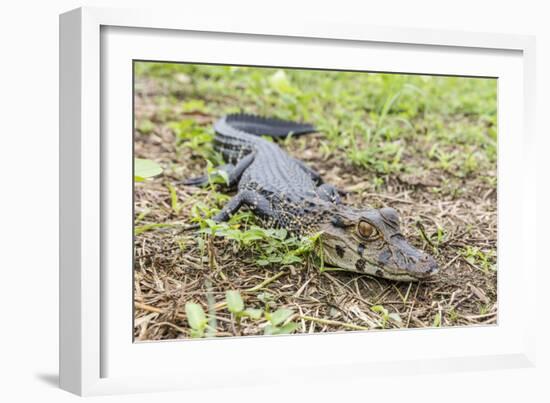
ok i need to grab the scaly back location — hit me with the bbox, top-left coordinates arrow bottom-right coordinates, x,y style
213,114 -> 316,164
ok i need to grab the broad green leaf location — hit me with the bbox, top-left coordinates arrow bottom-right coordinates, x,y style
134,158 -> 162,180
204,219 -> 218,228
269,308 -> 293,326
264,322 -> 299,335
241,232 -> 265,244
185,303 -> 207,330
267,256 -> 283,263
273,322 -> 299,335
257,292 -> 274,303
243,308 -> 263,320
263,325 -> 276,335
246,227 -> 268,238
282,254 -> 302,265
226,290 -> 244,314
215,169 -> 230,186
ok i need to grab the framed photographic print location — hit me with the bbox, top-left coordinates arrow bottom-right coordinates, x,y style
59,6 -> 537,396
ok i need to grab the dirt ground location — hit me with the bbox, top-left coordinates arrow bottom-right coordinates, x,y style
133,73 -> 497,341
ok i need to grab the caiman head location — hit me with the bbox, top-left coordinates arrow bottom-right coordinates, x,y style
319,206 -> 438,281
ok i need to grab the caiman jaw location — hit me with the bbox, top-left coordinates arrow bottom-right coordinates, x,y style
319,206 -> 439,281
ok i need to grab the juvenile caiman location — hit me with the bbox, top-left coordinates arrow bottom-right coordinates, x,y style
184,114 -> 438,281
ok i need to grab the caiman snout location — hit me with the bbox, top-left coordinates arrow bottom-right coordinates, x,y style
377,236 -> 438,280
411,252 -> 439,277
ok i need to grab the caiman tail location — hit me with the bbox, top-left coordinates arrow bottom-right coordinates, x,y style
212,114 -> 316,164
219,114 -> 316,137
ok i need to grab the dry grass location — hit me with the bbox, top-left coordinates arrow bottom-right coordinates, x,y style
133,70 -> 497,341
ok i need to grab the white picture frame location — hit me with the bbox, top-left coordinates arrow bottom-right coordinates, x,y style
59,6 -> 537,396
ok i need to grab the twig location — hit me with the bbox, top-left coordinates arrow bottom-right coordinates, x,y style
300,315 -> 370,331
136,299 -> 225,317
245,270 -> 289,292
406,284 -> 421,328
441,254 -> 460,270
323,272 -> 373,306
293,276 -> 314,298
461,256 -> 487,273
361,193 -> 414,204
373,284 -> 393,304
149,321 -> 188,334
135,301 -> 166,315
416,221 -> 435,248
459,311 -> 497,320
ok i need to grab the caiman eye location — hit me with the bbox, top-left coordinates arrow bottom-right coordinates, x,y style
357,221 -> 378,240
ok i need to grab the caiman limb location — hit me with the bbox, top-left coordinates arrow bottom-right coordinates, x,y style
179,153 -> 256,187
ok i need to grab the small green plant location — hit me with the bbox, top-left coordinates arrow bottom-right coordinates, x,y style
478,304 -> 490,315
226,290 -> 263,321
462,246 -> 496,273
462,152 -> 479,175
375,91 -> 401,132
205,160 -> 230,187
448,308 -> 459,323
482,175 -> 497,187
416,221 -> 445,253
428,143 -> 439,159
264,308 -> 298,335
195,216 -> 322,270
165,182 -> 182,214
371,305 -> 402,329
432,312 -> 442,327
435,225 -> 445,246
137,119 -> 155,135
135,208 -> 150,223
371,177 -> 385,190
168,119 -> 222,163
434,149 -> 454,172
185,302 -> 209,338
268,69 -> 299,95
188,193 -> 230,225
346,132 -> 404,174
224,290 -> 298,336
